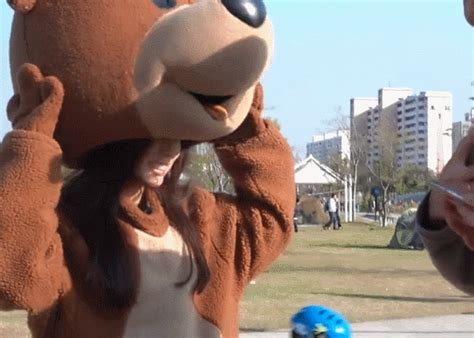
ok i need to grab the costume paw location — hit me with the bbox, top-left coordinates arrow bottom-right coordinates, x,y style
7,63 -> 64,137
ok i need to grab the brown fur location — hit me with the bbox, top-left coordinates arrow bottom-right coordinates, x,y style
0,75 -> 295,337
2,1 -> 294,336
9,0 -> 273,167
299,196 -> 329,225
465,0 -> 474,25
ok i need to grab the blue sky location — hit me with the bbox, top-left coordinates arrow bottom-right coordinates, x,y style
1,0 -> 472,155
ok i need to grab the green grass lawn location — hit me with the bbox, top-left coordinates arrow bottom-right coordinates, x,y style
1,222 -> 472,336
239,223 -> 474,331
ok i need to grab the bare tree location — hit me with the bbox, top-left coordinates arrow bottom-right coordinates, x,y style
365,107 -> 399,227
186,144 -> 234,193
186,116 -> 281,194
329,106 -> 369,221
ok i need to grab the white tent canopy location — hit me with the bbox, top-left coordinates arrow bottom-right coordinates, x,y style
294,155 -> 354,222
294,155 -> 342,184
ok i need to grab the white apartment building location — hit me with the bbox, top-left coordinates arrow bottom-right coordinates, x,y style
452,108 -> 473,152
351,88 -> 453,174
306,130 -> 350,166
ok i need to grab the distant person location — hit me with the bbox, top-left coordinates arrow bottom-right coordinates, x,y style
322,197 -> 331,230
370,198 -> 375,214
375,199 -> 382,221
294,193 -> 300,233
328,194 -> 339,230
335,194 -> 342,229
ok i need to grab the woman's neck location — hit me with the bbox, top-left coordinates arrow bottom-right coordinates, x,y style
122,178 -> 146,206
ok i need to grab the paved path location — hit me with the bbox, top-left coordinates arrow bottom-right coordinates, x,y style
240,314 -> 474,338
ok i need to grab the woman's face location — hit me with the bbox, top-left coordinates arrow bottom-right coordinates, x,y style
134,139 -> 181,188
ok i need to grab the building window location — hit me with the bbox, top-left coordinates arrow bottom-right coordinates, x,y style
431,105 -> 435,110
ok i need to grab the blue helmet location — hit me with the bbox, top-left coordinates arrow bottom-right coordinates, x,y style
290,305 -> 351,338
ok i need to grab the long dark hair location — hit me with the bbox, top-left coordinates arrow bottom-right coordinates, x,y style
58,139 -> 210,310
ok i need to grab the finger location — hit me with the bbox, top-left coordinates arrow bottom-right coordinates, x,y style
440,164 -> 474,182
445,200 -> 474,237
40,76 -> 63,102
17,63 -> 43,98
6,94 -> 20,123
463,191 -> 474,206
448,201 -> 474,227
251,83 -> 264,111
20,76 -> 64,134
35,76 -> 64,120
453,127 -> 474,164
16,64 -> 43,115
444,206 -> 474,249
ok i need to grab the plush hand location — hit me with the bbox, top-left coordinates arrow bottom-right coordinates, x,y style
429,128 -> 474,249
7,63 -> 64,137
213,83 -> 266,146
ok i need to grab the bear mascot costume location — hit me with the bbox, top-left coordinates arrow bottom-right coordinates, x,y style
0,0 -> 295,337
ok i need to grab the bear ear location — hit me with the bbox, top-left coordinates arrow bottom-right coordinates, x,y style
465,0 -> 474,26
7,0 -> 36,13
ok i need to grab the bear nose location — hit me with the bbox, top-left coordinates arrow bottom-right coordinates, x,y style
221,0 -> 267,28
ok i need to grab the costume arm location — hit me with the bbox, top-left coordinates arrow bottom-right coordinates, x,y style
0,64 -> 70,312
188,86 -> 295,286
416,193 -> 474,295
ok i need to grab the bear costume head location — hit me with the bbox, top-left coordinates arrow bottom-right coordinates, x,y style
7,0 -> 273,166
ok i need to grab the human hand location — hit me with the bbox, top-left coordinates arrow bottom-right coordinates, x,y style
7,63 -> 64,137
429,128 -> 474,249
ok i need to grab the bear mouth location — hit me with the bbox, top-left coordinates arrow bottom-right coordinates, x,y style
189,92 -> 233,121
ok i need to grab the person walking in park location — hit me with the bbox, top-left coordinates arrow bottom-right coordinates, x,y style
335,193 -> 342,229
328,194 -> 339,230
